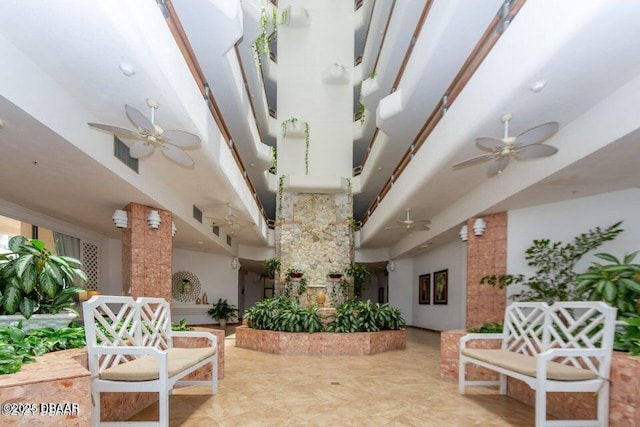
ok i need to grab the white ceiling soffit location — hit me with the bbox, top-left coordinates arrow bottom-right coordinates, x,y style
353,0 -> 503,218
0,0 -> 268,251
362,0 -> 640,252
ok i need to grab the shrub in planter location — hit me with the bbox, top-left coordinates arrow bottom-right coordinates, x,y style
0,236 -> 87,319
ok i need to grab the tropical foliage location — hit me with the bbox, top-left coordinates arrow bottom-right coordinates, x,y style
0,236 -> 87,319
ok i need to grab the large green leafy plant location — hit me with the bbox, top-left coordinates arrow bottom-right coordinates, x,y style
0,236 -> 87,319
207,298 -> 238,322
480,222 -> 623,303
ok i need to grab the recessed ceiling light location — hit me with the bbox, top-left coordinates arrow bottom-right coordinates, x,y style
119,62 -> 135,77
197,241 -> 204,245
529,80 -> 547,93
0,119 -> 4,129
377,167 -> 383,171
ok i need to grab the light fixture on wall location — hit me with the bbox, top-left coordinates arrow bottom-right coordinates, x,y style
459,225 -> 468,242
473,218 -> 487,236
386,261 -> 396,273
231,257 -> 241,270
147,210 -> 161,229
171,221 -> 177,237
112,209 -> 128,228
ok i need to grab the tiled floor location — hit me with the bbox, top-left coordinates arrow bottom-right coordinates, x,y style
130,327 -> 536,426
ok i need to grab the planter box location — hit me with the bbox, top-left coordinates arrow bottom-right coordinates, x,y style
0,312 -> 78,331
236,326 -> 406,355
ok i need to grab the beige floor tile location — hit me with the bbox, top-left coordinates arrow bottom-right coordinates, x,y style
131,327 -> 536,426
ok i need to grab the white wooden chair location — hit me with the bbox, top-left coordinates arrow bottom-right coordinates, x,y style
83,295 -> 218,426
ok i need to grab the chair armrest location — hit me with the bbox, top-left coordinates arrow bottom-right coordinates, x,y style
170,331 -> 218,347
460,333 -> 506,349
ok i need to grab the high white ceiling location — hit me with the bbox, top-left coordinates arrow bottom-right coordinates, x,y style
0,0 -> 639,261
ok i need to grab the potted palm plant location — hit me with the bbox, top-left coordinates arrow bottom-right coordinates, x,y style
207,298 -> 238,329
0,236 -> 87,329
263,257 -> 281,279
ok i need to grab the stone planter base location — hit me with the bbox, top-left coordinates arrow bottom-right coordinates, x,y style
235,326 -> 406,355
0,312 -> 78,331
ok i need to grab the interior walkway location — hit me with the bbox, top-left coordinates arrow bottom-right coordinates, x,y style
130,327 -> 535,426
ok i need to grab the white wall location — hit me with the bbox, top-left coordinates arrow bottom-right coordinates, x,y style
412,240 -> 467,331
507,188 -> 640,298
388,257 -> 414,323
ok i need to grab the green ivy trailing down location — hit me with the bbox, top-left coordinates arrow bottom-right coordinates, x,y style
480,221 -> 624,304
281,118 -> 310,175
269,146 -> 277,174
252,4 -> 278,68
277,175 -> 285,220
0,323 -> 86,375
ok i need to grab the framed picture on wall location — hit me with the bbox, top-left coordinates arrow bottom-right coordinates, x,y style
418,273 -> 430,304
433,269 -> 448,305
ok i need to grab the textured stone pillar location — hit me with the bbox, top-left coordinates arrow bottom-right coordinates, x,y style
465,212 -> 507,328
121,203 -> 173,301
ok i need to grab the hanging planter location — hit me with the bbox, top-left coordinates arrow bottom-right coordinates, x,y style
322,64 -> 349,85
281,118 -> 311,175
281,5 -> 311,28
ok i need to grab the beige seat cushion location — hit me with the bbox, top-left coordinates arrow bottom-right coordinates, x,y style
100,347 -> 216,381
462,349 -> 597,381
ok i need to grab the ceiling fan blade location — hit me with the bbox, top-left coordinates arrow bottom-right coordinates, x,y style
87,123 -> 143,140
514,122 -> 559,145
475,137 -> 505,152
514,143 -> 558,159
488,156 -> 510,176
410,219 -> 431,224
125,105 -> 155,134
129,141 -> 155,159
161,144 -> 194,167
452,153 -> 495,169
162,130 -> 201,148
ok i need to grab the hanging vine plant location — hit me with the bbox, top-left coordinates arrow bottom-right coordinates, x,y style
281,118 -> 311,175
252,4 -> 278,68
269,146 -> 276,174
357,71 -> 377,125
277,174 -> 285,220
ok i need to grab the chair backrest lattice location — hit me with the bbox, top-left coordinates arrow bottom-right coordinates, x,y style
503,303 -> 547,356
83,296 -> 174,373
502,301 -> 617,377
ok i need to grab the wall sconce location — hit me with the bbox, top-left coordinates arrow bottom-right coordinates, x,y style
459,225 -> 468,241
171,221 -> 177,237
386,261 -> 396,273
147,210 -> 161,229
473,218 -> 487,236
112,209 -> 128,228
231,257 -> 241,270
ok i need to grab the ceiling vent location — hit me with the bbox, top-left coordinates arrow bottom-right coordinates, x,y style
212,225 -> 220,236
113,137 -> 139,173
193,205 -> 203,223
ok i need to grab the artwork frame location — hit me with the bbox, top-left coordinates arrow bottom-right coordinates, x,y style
418,273 -> 431,305
433,269 -> 448,305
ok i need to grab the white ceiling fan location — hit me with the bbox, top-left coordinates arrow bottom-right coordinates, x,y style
88,98 -> 200,167
452,113 -> 559,176
385,208 -> 430,231
206,203 -> 254,232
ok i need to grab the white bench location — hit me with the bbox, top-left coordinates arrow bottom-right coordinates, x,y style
83,295 -> 218,426
459,301 -> 616,427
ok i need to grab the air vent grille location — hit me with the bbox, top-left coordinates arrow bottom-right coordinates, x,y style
226,235 -> 232,246
212,226 -> 220,236
193,205 -> 203,223
113,137 -> 139,173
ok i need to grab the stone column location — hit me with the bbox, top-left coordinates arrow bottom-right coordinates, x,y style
121,203 -> 173,302
465,211 -> 507,328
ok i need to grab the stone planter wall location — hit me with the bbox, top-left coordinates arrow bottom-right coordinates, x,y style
236,326 -> 406,355
440,329 -> 640,426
